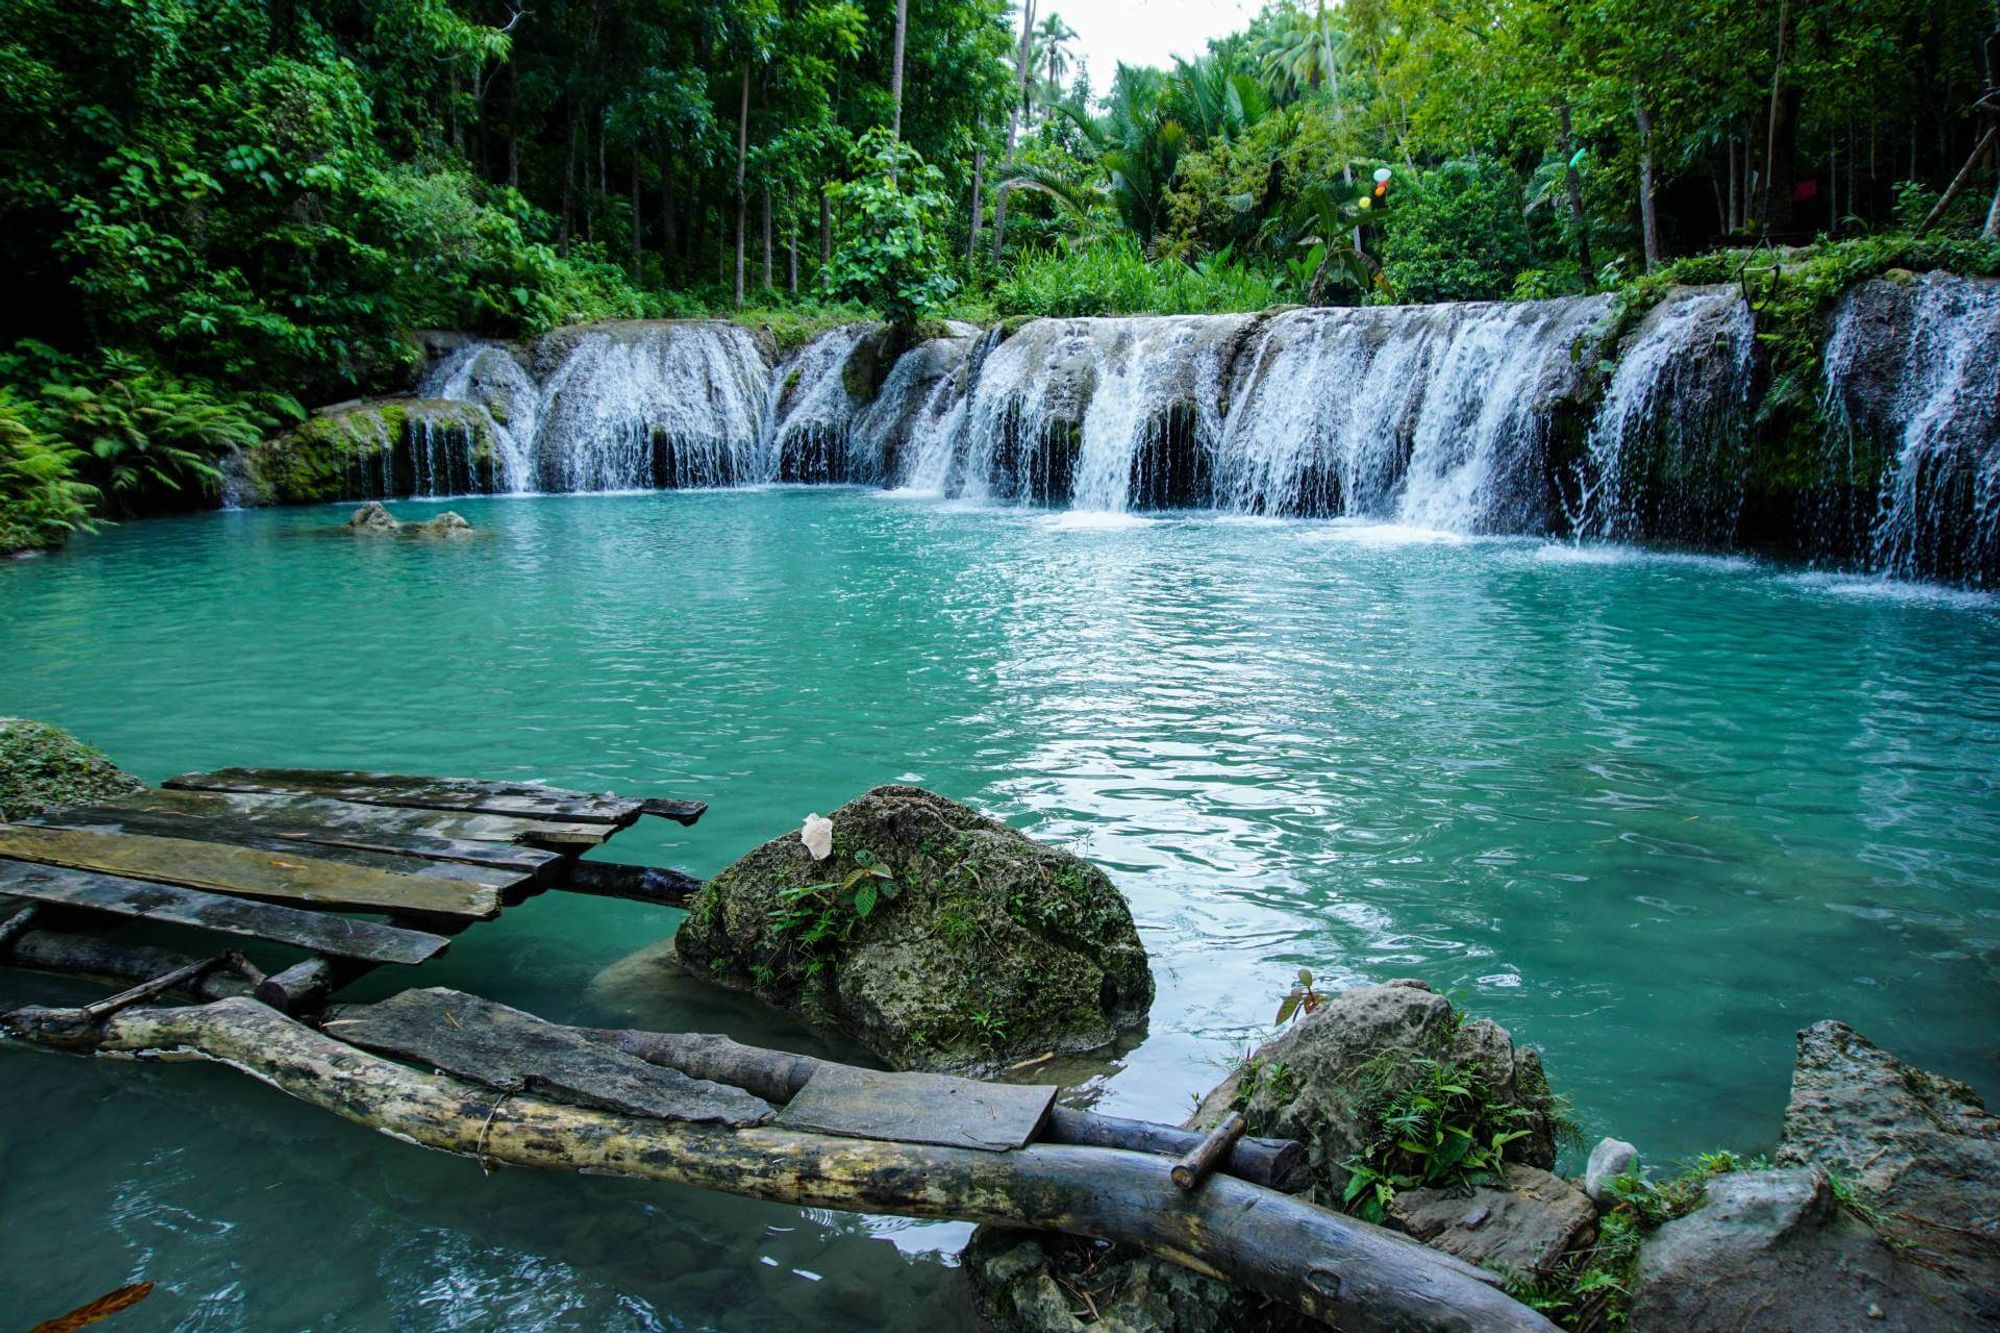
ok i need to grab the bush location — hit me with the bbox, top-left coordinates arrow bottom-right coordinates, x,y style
821,129 -> 958,328
1377,159 -> 1533,303
0,393 -> 95,555
992,236 -> 1284,316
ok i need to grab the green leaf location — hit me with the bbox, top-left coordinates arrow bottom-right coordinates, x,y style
853,881 -> 879,918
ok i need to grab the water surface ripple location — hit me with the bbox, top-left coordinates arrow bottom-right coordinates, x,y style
2,490 -> 1996,1329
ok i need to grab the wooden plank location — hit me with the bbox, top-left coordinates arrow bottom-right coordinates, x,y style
638,798 -> 707,826
31,807 -> 535,893
166,768 -> 647,825
0,863 -> 450,965
0,825 -> 501,921
553,860 -> 702,908
325,987 -> 772,1126
44,788 -> 578,867
774,1063 -> 1057,1152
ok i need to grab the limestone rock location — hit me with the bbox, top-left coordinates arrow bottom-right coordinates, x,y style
0,718 -> 143,822
967,982 -> 1563,1330
1386,1165 -> 1597,1276
673,785 -> 1152,1073
1189,979 -> 1561,1206
347,501 -> 400,531
246,398 -> 498,505
1584,1137 -> 1639,1202
408,511 -> 472,536
1777,1019 -> 2000,1290
1630,1168 -> 1989,1330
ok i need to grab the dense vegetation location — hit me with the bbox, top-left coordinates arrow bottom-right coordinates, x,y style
3,0 -> 1997,550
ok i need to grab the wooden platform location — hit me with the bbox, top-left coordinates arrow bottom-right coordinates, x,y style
0,767 -> 706,1000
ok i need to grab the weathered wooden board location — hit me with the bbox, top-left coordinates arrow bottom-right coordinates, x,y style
0,862 -> 450,965
31,808 -> 535,893
325,987 -> 772,1125
166,768 -> 650,824
638,798 -> 708,826
775,1063 -> 1057,1152
41,788 -> 575,869
555,860 -> 703,908
0,824 -> 501,921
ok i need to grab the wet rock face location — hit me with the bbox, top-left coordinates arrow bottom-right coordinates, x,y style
1777,1019 -> 2000,1291
0,718 -> 142,821
673,785 -> 1153,1074
347,501 -> 399,531
1630,1168 -> 1989,1331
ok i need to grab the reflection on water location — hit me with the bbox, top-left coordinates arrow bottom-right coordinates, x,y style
2,490 -> 1996,1329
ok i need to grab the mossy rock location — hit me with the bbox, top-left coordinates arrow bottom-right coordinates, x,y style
0,718 -> 142,822
244,399 -> 494,505
673,785 -> 1154,1074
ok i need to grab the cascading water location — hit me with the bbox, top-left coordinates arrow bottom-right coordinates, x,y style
1823,274 -> 2000,585
764,324 -> 873,483
1214,297 -> 1611,529
1572,287 -> 1757,546
864,328 -> 986,493
532,323 -> 770,491
417,344 -> 539,493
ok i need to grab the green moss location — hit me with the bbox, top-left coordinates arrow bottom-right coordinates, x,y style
0,718 -> 142,821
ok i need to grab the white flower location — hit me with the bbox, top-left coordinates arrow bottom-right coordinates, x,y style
801,813 -> 834,861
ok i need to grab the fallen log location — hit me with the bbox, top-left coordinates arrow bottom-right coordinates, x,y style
1,997 -> 1555,1333
1172,1110 -> 1247,1190
586,1026 -> 1308,1191
554,860 -> 702,908
0,929 -> 253,1000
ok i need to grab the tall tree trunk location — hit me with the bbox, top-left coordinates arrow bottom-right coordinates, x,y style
890,0 -> 909,138
560,112 -> 579,256
660,157 -> 677,267
967,137 -> 987,263
507,65 -> 521,190
820,186 -> 833,267
631,156 -> 642,275
788,209 -> 799,294
1635,103 -> 1660,271
762,187 -> 773,291
1556,101 -> 1594,289
1760,0 -> 1792,236
735,64 -> 750,307
1727,136 -> 1739,233
991,0 -> 1038,262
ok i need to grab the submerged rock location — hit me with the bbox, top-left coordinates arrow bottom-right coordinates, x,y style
967,980 -> 1570,1331
0,718 -> 142,821
673,785 -> 1153,1073
1776,1020 -> 2000,1291
342,504 -> 473,537
1629,1168 -> 1986,1330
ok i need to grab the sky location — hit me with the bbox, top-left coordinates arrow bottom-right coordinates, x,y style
1031,0 -> 1264,88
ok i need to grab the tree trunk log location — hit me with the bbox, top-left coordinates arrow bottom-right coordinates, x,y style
3,998 -> 1553,1333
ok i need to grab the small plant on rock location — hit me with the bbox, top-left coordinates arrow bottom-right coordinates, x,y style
1274,967 -> 1324,1026
768,848 -> 899,980
1340,1056 -> 1536,1223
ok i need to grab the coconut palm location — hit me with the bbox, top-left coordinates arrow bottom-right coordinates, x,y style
1257,0 -> 1347,102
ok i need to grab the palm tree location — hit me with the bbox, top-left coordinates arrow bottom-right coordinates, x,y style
1032,14 -> 1077,115
1256,0 -> 1346,102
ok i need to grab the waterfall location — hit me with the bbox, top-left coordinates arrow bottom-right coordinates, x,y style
531,323 -> 770,491
417,344 -> 538,492
1215,298 -> 1611,529
765,324 -> 874,483
1824,275 -> 2000,585
881,328 -> 992,494
1572,288 -> 1757,546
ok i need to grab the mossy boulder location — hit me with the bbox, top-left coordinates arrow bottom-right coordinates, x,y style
0,718 -> 142,821
967,981 -> 1569,1333
342,503 -> 474,536
673,785 -> 1153,1074
243,398 -> 495,505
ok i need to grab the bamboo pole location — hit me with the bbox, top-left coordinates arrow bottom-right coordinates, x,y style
2,998 -> 1553,1333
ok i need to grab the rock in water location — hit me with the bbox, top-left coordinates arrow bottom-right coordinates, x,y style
0,718 -> 143,822
1584,1136 -> 1640,1202
408,511 -> 472,536
673,785 -> 1152,1073
1630,1168 -> 1986,1330
1777,1020 -> 2000,1291
346,502 -> 400,532
967,980 -> 1569,1332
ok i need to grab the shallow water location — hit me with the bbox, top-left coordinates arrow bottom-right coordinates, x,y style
3,488 -> 1997,1329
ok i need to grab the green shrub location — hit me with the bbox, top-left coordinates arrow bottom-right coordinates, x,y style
992,236 -> 1284,317
0,393 -> 96,555
821,129 -> 959,328
1377,159 -> 1534,304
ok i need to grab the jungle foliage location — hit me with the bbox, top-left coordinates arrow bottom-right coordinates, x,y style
3,0 -> 1997,549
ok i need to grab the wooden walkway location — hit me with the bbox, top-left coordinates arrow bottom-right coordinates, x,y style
0,767 -> 705,1010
